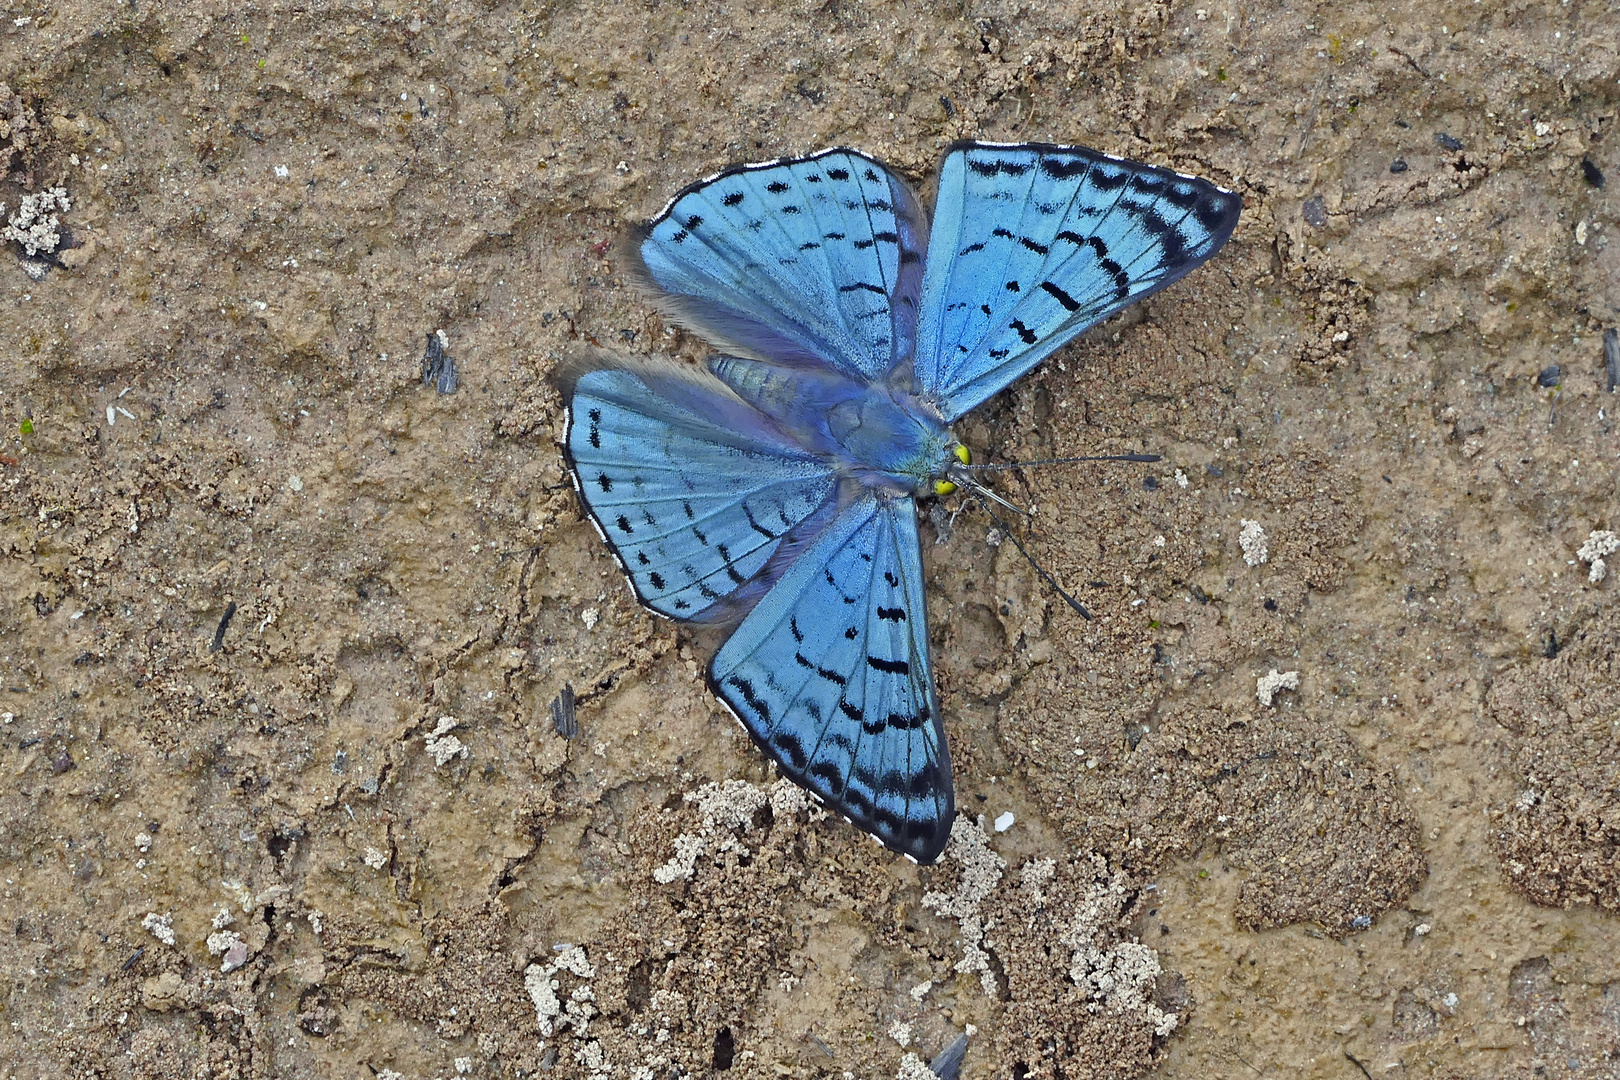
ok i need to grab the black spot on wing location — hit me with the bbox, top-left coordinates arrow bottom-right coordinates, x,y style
886,709 -> 928,731
722,191 -> 745,207
877,606 -> 906,622
1009,319 -> 1038,345
839,282 -> 887,296
693,574 -> 721,602
1100,257 -> 1129,296
1039,155 -> 1091,179
1123,201 -> 1186,265
596,472 -> 613,492
1090,167 -> 1130,190
716,544 -> 746,585
648,571 -> 666,590
616,515 -> 634,535
1195,190 -> 1240,232
868,656 -> 909,675
809,759 -> 844,788
1041,281 -> 1081,311
772,730 -> 808,769
967,156 -> 1031,177
766,181 -> 790,194
826,167 -> 850,181
727,674 -> 770,722
742,504 -> 775,539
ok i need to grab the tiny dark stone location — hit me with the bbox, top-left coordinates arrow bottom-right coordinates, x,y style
1205,463 -> 1224,477
550,682 -> 578,740
210,600 -> 237,652
51,750 -> 74,774
939,94 -> 955,118
1142,475 -> 1159,490
712,1027 -> 735,1070
929,1033 -> 970,1080
1302,196 -> 1328,227
1389,158 -> 1409,174
1582,158 -> 1606,188
1536,364 -> 1562,389
1435,132 -> 1463,151
1604,328 -> 1618,393
422,330 -> 457,394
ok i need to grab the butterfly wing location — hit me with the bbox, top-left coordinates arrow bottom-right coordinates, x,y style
631,148 -> 929,385
561,352 -> 838,621
708,490 -> 953,863
914,141 -> 1241,420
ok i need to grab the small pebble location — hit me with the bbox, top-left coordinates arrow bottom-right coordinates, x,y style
1536,364 -> 1561,389
1302,196 -> 1327,227
1389,158 -> 1409,174
1435,132 -> 1463,151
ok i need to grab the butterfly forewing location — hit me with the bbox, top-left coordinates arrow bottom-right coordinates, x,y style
562,355 -> 837,622
915,142 -> 1241,419
634,149 -> 927,385
708,491 -> 953,863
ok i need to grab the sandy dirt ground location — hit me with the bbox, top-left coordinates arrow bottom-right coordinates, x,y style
0,1 -> 1617,1078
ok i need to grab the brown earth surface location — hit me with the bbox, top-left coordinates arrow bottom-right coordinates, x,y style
0,1 -> 1617,1078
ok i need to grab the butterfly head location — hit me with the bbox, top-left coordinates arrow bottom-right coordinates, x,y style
933,444 -> 971,496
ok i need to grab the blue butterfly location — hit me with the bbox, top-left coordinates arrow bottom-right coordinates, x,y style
559,142 -> 1239,863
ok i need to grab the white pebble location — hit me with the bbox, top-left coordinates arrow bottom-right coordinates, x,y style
1255,669 -> 1299,706
1238,518 -> 1269,566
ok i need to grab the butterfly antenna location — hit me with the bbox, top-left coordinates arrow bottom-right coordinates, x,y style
959,479 -> 1093,621
962,452 -> 1162,471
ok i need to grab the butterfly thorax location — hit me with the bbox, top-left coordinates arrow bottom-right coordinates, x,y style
710,355 -> 957,496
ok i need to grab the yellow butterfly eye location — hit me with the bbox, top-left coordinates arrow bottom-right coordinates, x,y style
954,445 -> 971,465
934,480 -> 958,496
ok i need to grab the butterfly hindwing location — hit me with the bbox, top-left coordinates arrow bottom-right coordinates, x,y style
915,141 -> 1241,419
708,490 -> 953,863
633,148 -> 928,385
561,353 -> 837,621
